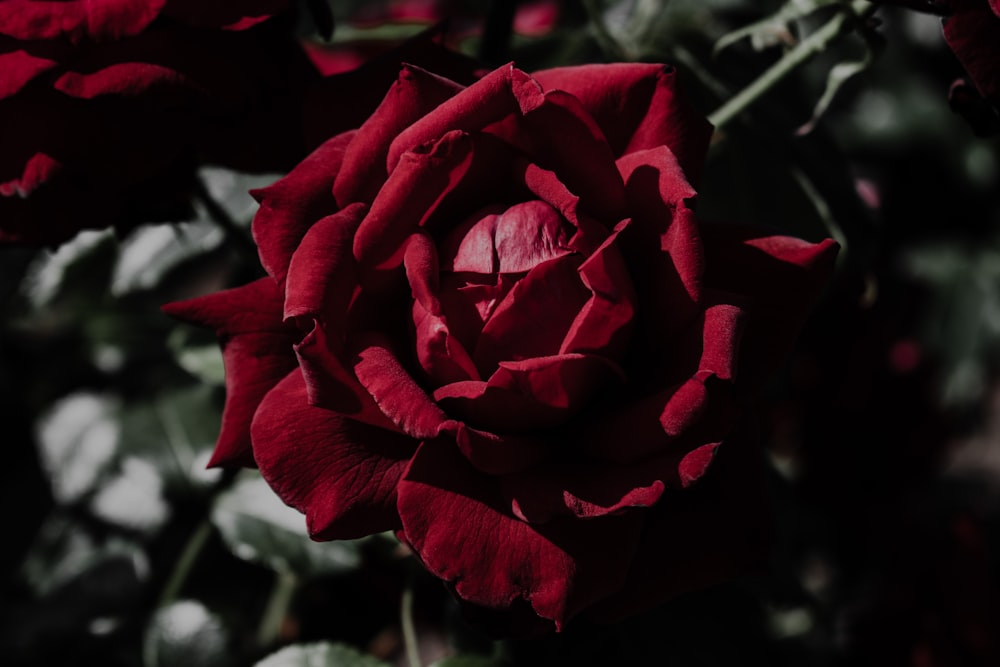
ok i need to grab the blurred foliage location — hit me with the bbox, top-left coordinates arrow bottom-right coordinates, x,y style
4,1 -> 1000,666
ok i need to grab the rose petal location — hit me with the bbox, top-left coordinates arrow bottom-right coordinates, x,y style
474,254 -> 589,374
398,442 -> 643,630
292,321 -> 398,431
945,0 -> 1000,108
251,130 -> 355,283
434,354 -> 624,432
581,371 -> 737,464
586,428 -> 771,622
448,422 -> 548,475
617,147 -> 705,372
162,278 -> 297,467
162,0 -> 290,31
334,64 -> 465,205
489,69 -> 628,221
352,334 -> 456,439
439,200 -> 576,275
502,463 -> 665,523
302,26 -> 482,150
559,219 -> 636,361
0,46 -> 61,98
405,233 -> 481,385
284,203 -> 367,331
0,0 -> 167,43
387,64 -> 519,171
533,63 -> 714,183
252,368 -> 414,540
354,130 -> 512,272
701,224 -> 838,387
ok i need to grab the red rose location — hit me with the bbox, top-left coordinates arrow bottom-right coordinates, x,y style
165,62 -> 837,633
0,0 -> 304,244
943,0 -> 1000,130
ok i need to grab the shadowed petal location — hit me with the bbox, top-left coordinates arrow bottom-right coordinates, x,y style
251,131 -> 355,284
252,369 -> 415,540
398,442 -> 643,630
162,278 -> 296,467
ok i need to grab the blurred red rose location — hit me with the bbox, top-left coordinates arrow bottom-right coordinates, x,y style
943,0 -> 1000,132
166,61 -> 837,633
0,0 -> 308,244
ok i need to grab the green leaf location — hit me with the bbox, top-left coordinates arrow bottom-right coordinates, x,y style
143,601 -> 233,667
21,512 -> 148,597
111,221 -> 224,297
254,642 -> 391,667
211,473 -> 364,577
168,327 -> 226,386
35,392 -> 121,504
118,384 -> 224,496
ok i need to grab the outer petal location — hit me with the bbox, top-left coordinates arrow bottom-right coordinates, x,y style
0,45 -> 62,98
302,27 -> 482,151
162,278 -> 297,467
0,0 -> 167,42
251,131 -> 355,284
351,334 -> 456,440
617,148 -> 703,354
397,442 -> 643,630
586,427 -> 772,622
252,368 -> 415,540
333,64 -> 464,205
532,63 -> 713,183
162,0 -> 290,30
701,224 -> 838,387
433,354 -> 624,432
473,254 -> 589,374
353,130 -> 514,272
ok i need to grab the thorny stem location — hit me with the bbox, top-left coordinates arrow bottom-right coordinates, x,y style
708,0 -> 877,130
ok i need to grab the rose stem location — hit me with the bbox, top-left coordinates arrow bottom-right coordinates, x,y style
256,569 -> 299,649
708,0 -> 877,130
401,577 -> 422,667
157,517 -> 214,607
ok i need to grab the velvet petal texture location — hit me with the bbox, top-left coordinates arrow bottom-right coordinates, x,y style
171,58 -> 838,634
161,278 -> 297,467
252,369 -> 415,539
398,442 -> 643,630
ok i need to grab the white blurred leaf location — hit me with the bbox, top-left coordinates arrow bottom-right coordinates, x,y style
36,393 -> 121,504
212,473 -> 363,577
144,601 -> 232,667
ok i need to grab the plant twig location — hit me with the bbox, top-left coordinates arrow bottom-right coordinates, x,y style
708,0 -> 876,130
401,578 -> 422,667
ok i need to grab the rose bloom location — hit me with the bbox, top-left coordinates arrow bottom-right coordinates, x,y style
943,0 -> 1000,130
0,0 -> 307,244
166,61 -> 837,633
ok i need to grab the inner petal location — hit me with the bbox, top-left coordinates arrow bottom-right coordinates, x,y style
439,199 -> 576,274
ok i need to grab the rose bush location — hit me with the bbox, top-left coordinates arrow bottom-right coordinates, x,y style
165,61 -> 838,633
0,0 -> 309,244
